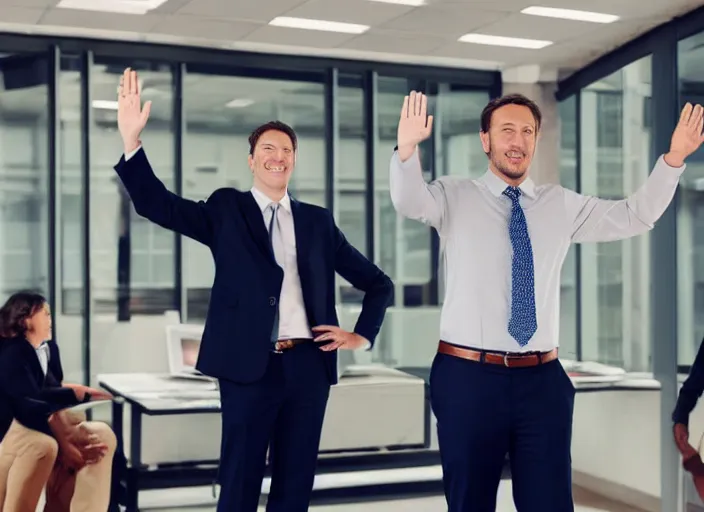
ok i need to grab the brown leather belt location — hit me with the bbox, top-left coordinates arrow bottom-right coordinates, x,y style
273,338 -> 310,353
438,340 -> 558,368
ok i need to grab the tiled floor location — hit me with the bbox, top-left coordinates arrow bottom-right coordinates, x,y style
139,480 -> 647,511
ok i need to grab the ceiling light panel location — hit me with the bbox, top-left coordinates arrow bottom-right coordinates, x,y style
268,16 -> 369,34
521,6 -> 619,23
57,0 -> 168,15
458,34 -> 552,49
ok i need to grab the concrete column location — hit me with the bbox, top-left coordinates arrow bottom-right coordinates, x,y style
502,66 -> 560,186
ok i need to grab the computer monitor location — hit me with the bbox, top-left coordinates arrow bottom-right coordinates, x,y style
165,323 -> 205,376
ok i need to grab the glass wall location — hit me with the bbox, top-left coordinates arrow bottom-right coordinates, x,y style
0,54 -> 50,302
579,56 -> 653,371
57,54 -> 86,383
88,59 -> 177,383
0,34 -> 499,383
678,29 -> 704,365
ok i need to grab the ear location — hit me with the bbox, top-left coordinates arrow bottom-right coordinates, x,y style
479,131 -> 490,154
248,154 -> 254,172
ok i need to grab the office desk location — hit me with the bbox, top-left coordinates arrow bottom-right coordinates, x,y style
98,374 -> 220,511
99,367 -> 426,511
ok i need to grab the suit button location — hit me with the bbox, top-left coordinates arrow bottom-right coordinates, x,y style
269,297 -> 276,306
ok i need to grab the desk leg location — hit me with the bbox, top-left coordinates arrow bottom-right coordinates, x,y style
126,408 -> 143,512
111,400 -> 127,508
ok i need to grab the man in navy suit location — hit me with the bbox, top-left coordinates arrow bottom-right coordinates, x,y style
114,68 -> 393,512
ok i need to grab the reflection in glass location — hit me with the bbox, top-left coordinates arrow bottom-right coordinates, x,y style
88,61 -> 176,386
437,86 -> 490,180
579,56 -> 652,370
375,77 -> 433,308
678,31 -> 704,365
181,71 -> 325,321
335,74 -> 367,304
56,55 -> 86,383
90,61 -> 176,318
0,54 -> 50,302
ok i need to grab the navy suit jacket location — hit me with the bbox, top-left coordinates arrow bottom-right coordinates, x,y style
114,148 -> 393,385
0,337 -> 79,440
673,337 -> 704,426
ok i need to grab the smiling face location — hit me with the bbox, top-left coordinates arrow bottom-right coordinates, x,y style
248,129 -> 296,200
26,302 -> 52,344
480,103 -> 539,185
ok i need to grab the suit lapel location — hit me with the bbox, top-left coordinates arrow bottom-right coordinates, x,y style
239,191 -> 278,266
290,196 -> 311,269
290,196 -> 315,323
19,338 -> 45,386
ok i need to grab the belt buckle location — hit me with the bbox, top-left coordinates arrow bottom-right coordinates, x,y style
274,340 -> 294,353
504,353 -> 510,367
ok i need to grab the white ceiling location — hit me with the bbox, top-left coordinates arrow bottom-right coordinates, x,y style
0,0 -> 700,78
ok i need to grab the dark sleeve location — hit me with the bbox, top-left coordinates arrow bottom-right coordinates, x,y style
332,214 -> 393,347
0,346 -> 76,437
114,147 -> 221,247
48,340 -> 63,382
673,338 -> 704,425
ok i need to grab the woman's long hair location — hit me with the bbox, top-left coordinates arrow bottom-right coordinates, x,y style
0,291 -> 47,339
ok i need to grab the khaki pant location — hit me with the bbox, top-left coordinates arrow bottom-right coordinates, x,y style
0,412 -> 116,512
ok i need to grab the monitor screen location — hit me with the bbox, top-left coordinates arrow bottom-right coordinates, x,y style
181,337 -> 200,368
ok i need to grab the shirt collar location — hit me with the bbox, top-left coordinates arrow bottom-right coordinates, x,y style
250,186 -> 291,213
480,170 -> 535,199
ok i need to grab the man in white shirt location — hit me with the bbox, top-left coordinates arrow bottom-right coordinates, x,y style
389,91 -> 704,511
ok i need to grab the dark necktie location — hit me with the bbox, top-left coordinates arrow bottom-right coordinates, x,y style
267,203 -> 284,343
502,186 -> 537,347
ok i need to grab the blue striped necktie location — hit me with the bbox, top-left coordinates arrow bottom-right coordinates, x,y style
502,186 -> 537,347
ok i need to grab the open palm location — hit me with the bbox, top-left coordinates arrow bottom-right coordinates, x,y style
117,67 -> 151,148
397,91 -> 433,150
670,103 -> 704,160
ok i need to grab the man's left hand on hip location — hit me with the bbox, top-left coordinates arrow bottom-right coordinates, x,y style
312,325 -> 368,351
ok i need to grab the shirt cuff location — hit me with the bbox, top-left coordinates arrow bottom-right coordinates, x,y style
125,145 -> 142,161
392,146 -> 421,171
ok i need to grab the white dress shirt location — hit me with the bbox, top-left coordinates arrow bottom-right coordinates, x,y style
390,148 -> 685,353
36,342 -> 49,376
250,186 -> 314,340
124,146 -> 328,343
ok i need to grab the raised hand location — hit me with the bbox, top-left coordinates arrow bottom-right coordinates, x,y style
397,90 -> 433,161
117,67 -> 151,154
666,103 -> 704,167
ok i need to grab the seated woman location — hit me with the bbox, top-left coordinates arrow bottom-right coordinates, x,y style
0,291 -> 117,511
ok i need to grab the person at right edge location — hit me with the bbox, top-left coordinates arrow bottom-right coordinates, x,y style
673,338 -> 704,498
389,91 -> 704,512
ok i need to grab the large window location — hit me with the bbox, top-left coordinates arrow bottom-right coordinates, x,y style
88,60 -> 176,385
579,56 -> 653,371
181,70 -> 325,321
335,74 -> 367,304
677,30 -> 704,366
57,55 -> 86,383
0,33 -> 501,382
0,55 -> 50,302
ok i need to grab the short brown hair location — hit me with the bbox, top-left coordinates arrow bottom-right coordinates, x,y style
0,291 -> 47,339
248,121 -> 298,155
480,94 -> 542,133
